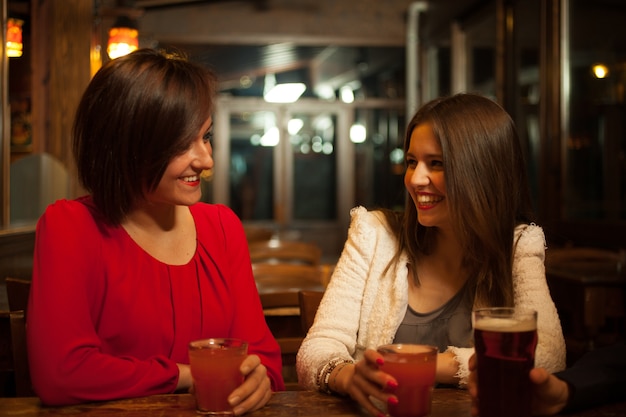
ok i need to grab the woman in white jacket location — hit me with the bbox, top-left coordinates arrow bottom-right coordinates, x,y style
296,93 -> 566,417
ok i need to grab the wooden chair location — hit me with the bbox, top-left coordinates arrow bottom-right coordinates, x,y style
544,246 -> 626,363
545,246 -> 624,266
249,239 -> 322,266
298,290 -> 324,334
9,310 -> 33,397
252,263 -> 326,295
252,262 -> 327,390
0,311 -> 12,396
259,291 -> 306,391
5,277 -> 31,312
319,263 -> 335,287
4,277 -> 33,397
243,225 -> 274,244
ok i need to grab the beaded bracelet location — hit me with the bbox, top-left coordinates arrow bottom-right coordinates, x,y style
318,358 -> 354,395
329,361 -> 351,394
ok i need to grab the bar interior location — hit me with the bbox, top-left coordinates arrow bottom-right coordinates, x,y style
0,0 -> 624,415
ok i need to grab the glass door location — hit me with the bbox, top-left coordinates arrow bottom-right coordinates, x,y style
209,97 -> 354,258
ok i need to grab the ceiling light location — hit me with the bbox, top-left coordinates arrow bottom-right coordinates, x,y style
264,83 -> 306,103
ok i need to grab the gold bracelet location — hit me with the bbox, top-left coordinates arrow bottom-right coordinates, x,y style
329,361 -> 351,395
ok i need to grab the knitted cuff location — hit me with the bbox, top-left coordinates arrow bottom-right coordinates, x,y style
446,346 -> 475,388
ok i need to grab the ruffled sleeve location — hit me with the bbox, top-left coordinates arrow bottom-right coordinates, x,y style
449,224 -> 566,387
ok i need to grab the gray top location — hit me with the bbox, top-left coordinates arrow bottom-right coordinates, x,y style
393,283 -> 473,352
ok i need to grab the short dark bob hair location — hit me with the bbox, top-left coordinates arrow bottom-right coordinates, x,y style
72,48 -> 218,225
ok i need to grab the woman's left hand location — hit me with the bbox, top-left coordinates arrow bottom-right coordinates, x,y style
228,354 -> 273,416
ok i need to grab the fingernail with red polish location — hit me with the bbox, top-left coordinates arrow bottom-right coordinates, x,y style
387,396 -> 399,406
376,358 -> 384,365
386,380 -> 398,390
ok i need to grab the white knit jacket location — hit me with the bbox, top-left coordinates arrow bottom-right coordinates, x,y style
296,206 -> 566,390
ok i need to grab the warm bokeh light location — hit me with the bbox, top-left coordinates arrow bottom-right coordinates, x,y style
592,63 -> 609,79
107,27 -> 139,59
7,18 -> 24,58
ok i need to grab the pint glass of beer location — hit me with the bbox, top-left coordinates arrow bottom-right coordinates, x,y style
473,308 -> 538,417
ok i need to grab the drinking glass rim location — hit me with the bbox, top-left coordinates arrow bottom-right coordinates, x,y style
472,307 -> 538,331
473,307 -> 537,317
189,337 -> 248,350
376,343 -> 439,355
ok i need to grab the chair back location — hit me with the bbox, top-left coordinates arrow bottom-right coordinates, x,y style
298,290 -> 324,333
4,277 -> 33,397
243,225 -> 274,243
252,263 -> 325,391
10,310 -> 33,397
258,291 -> 306,391
545,246 -> 624,267
252,263 -> 325,295
6,277 -> 31,312
544,246 -> 626,361
249,239 -> 322,266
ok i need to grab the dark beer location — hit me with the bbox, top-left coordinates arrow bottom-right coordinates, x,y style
474,311 -> 538,417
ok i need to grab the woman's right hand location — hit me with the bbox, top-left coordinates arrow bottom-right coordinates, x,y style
334,349 -> 398,417
228,354 -> 272,416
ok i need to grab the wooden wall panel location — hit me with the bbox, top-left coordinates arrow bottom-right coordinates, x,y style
31,0 -> 92,198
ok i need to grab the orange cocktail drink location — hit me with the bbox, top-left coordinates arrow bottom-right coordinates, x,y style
189,338 -> 248,415
377,344 -> 438,417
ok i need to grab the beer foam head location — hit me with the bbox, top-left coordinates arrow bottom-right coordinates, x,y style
474,316 -> 536,332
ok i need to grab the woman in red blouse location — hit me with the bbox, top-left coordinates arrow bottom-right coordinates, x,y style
27,48 -> 284,412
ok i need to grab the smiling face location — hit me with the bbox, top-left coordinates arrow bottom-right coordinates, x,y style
144,116 -> 214,207
404,122 -> 450,230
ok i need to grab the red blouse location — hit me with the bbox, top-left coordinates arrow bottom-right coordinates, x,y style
27,196 -> 284,405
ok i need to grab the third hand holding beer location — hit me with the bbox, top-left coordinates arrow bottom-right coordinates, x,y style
467,354 -> 571,416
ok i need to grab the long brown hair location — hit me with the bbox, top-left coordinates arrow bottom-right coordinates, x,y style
382,93 -> 535,307
73,48 -> 218,225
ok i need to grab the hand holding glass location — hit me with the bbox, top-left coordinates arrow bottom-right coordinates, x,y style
188,338 -> 248,415
376,344 -> 438,417
473,308 -> 538,417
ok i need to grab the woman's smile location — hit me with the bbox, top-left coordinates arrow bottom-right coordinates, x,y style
416,192 -> 444,209
180,175 -> 201,186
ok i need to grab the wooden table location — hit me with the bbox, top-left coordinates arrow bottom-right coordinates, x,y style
546,261 -> 625,360
1,389 -> 625,417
